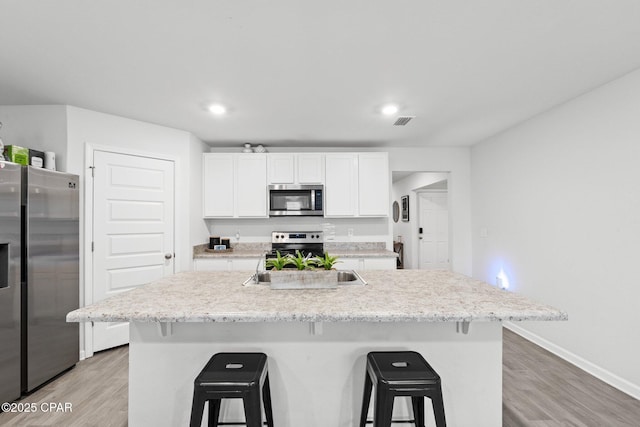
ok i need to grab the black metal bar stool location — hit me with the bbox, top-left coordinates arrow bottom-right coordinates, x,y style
359,351 -> 446,427
190,352 -> 274,427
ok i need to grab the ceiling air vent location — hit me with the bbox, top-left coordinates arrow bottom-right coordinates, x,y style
393,116 -> 415,126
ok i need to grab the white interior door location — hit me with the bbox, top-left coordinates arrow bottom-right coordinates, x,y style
92,150 -> 174,352
418,192 -> 450,270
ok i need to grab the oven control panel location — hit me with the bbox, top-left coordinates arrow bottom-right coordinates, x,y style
271,231 -> 324,243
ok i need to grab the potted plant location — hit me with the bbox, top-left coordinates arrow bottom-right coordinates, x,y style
265,251 -> 292,270
287,250 -> 316,270
313,253 -> 341,270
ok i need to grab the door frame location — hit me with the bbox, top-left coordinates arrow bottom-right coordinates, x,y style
83,143 -> 177,358
416,189 -> 451,270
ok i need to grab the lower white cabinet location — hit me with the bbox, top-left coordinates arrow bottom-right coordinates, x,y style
195,257 -> 393,271
336,257 -> 396,270
194,258 -> 264,271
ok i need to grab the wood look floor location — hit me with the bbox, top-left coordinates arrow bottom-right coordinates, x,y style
502,328 -> 640,427
1,330 -> 639,426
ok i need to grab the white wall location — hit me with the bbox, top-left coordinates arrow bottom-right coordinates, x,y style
392,172 -> 449,269
189,133 -> 210,257
471,69 -> 640,397
64,106 -> 209,357
0,105 -> 68,171
388,147 -> 472,275
66,106 -> 209,273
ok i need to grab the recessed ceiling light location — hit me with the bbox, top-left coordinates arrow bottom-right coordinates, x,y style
208,104 -> 227,115
381,104 -> 399,116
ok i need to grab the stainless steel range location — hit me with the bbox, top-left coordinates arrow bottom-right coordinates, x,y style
267,231 -> 324,267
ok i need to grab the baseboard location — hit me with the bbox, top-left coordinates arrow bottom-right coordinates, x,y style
504,322 -> 640,400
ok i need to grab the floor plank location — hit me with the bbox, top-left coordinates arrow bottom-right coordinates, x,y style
503,328 -> 640,427
0,345 -> 128,427
1,329 -> 639,426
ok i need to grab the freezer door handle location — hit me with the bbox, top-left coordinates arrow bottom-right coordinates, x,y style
0,243 -> 8,289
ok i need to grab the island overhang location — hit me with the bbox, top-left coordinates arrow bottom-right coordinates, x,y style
67,269 -> 566,323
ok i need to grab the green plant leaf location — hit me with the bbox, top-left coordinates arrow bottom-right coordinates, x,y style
265,250 -> 292,270
313,252 -> 341,270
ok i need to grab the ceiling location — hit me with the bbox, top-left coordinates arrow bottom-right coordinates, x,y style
1,1 -> 640,148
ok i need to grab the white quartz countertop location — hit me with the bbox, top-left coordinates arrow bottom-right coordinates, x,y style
67,270 -> 566,323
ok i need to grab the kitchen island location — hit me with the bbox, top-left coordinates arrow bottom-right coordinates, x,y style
67,270 -> 566,427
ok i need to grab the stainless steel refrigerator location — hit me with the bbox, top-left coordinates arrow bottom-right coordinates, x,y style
0,162 -> 79,403
0,161 -> 22,403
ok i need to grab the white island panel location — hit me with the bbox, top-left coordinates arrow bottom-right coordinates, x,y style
129,321 -> 502,427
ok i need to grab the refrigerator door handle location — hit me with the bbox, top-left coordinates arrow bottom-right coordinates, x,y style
0,243 -> 8,289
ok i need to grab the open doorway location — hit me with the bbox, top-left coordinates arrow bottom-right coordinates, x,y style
391,172 -> 450,270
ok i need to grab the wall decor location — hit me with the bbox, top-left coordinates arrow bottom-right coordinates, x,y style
392,201 -> 400,223
401,195 -> 409,221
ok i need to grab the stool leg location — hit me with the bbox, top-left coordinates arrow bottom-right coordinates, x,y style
359,373 -> 373,427
373,387 -> 393,427
411,396 -> 425,427
243,389 -> 263,427
262,375 -> 274,427
189,389 -> 206,427
431,389 -> 447,427
208,399 -> 221,427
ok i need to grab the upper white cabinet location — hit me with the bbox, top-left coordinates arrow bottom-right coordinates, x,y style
203,153 -> 267,218
236,155 -> 268,217
267,153 -> 324,184
203,154 -> 234,217
204,151 -> 387,219
358,153 -> 389,216
268,154 -> 295,184
325,154 -> 358,217
297,154 -> 324,184
325,152 -> 389,218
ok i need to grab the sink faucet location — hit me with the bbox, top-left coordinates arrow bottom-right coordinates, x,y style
253,253 -> 266,284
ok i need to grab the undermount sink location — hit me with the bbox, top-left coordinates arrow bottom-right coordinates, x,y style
243,270 -> 367,288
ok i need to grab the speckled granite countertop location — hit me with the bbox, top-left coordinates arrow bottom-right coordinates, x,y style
67,270 -> 566,323
193,242 -> 397,259
327,249 -> 398,258
193,243 -> 269,259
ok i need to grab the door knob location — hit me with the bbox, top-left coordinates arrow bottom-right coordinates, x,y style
164,253 -> 173,260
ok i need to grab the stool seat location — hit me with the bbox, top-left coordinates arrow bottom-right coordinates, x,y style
190,352 -> 274,427
360,351 -> 446,427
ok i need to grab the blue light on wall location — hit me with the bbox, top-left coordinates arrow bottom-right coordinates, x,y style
496,268 -> 510,290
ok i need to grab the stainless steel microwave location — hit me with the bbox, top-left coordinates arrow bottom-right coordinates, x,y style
268,184 -> 324,216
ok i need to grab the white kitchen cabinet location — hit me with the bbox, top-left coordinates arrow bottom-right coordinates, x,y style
236,154 -> 268,217
325,152 -> 389,217
267,153 -> 324,184
358,152 -> 389,216
194,258 -> 230,271
324,154 -> 358,217
203,154 -> 234,217
194,258 -> 264,271
296,154 -> 324,184
336,257 -> 396,270
203,153 -> 267,218
268,154 -> 295,184
336,258 -> 361,270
